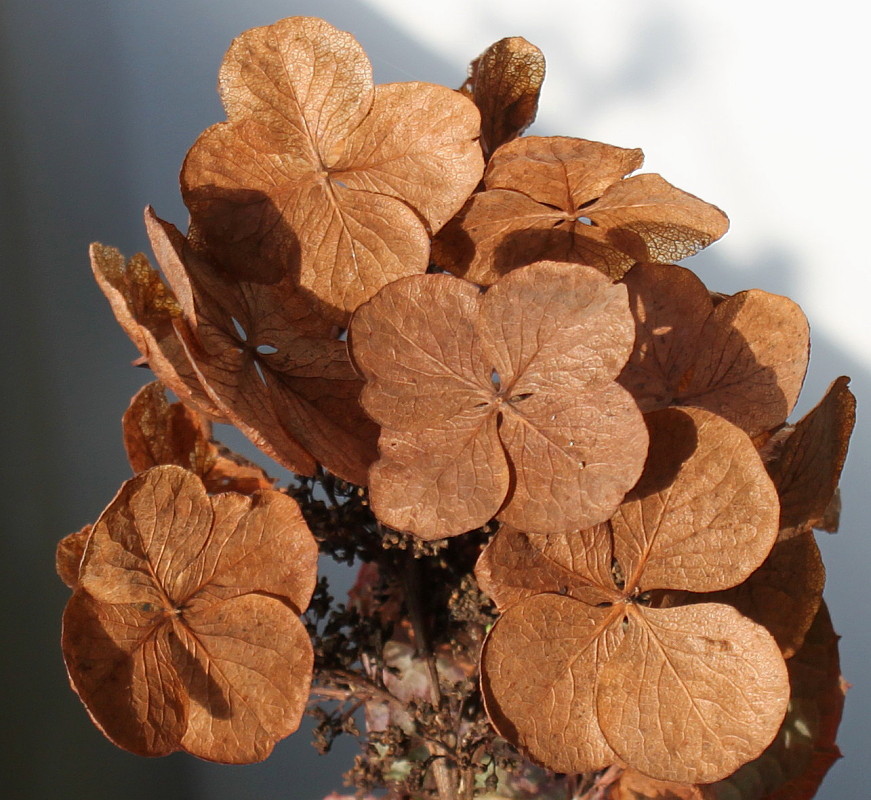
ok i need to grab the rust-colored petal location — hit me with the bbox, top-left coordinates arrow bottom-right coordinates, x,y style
62,592 -> 187,757
765,376 -> 856,534
182,17 -> 483,322
619,264 -> 810,437
475,524 -> 619,612
485,137 -> 644,210
481,593 -> 622,775
497,384 -> 648,534
460,36 -> 546,159
612,407 -> 780,594
351,274 -> 491,431
368,410 -> 509,540
331,81 -> 484,233
123,381 -> 214,476
477,262 -> 636,395
56,526 -> 91,589
432,188 -> 631,285
172,595 -> 314,763
670,531 -> 825,658
598,603 -> 788,784
90,243 -> 221,418
178,489 -> 318,613
580,173 -> 729,264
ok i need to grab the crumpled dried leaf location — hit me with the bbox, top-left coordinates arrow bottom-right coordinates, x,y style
123,381 -> 275,493
763,376 -> 855,536
62,465 -> 318,762
480,407 -> 786,783
618,263 -> 809,436
181,16 -> 484,323
460,37 -> 545,159
350,261 -> 648,538
146,210 -> 379,485
90,243 -> 222,418
433,136 -> 728,283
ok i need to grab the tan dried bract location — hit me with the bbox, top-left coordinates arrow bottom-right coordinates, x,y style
123,381 -> 274,494
90,243 -> 222,418
146,210 -> 379,485
350,261 -> 648,539
56,525 -> 91,589
618,263 -> 810,436
460,37 -> 545,159
663,530 -> 825,659
181,16 -> 484,323
764,376 -> 855,536
61,466 -> 318,762
480,407 -> 787,783
609,601 -> 844,799
432,136 -> 728,284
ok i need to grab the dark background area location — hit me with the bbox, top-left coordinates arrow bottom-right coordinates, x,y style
1,2 -> 866,798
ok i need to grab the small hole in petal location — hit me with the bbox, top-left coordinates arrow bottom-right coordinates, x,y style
576,216 -> 594,226
490,369 -> 501,390
231,317 -> 248,342
256,344 -> 278,355
253,360 -> 268,387
509,392 -> 533,403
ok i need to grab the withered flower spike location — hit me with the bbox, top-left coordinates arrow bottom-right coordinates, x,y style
433,135 -> 728,284
351,261 -> 648,539
181,16 -> 484,323
480,407 -> 787,783
62,466 -> 318,762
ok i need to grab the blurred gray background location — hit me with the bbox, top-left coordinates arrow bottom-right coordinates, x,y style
2,2 -> 867,798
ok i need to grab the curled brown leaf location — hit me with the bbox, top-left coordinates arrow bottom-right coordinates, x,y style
764,376 -> 855,536
460,37 -> 546,159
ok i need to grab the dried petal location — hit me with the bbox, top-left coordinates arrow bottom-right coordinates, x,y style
434,137 -> 727,283
460,37 -> 546,158
56,526 -> 91,589
669,531 -> 825,658
598,604 -> 788,784
90,243 -> 221,418
351,262 -> 647,538
619,264 -> 809,436
481,593 -> 621,774
475,524 -> 619,611
611,407 -> 780,594
765,376 -> 855,534
147,211 -> 378,484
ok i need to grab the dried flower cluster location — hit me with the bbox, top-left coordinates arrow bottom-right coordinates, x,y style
59,17 -> 855,800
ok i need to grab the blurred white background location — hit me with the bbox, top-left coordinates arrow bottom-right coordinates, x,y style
1,1 -> 867,797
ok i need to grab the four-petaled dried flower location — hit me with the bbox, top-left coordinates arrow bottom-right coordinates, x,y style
64,13 -> 853,796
